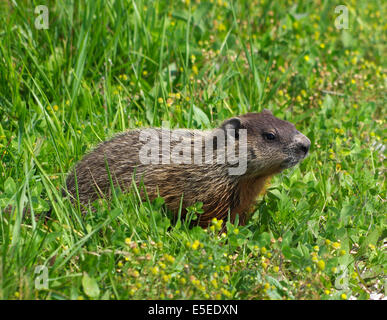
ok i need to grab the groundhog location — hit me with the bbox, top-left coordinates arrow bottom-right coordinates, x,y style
65,110 -> 310,227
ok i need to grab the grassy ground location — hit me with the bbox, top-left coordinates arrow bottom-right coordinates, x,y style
0,0 -> 386,300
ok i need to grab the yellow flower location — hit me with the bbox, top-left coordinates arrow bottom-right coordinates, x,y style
217,23 -> 226,32
191,240 -> 200,250
320,43 -> 325,49
233,228 -> 239,235
304,55 -> 310,62
158,97 -> 164,103
162,274 -> 171,282
192,65 -> 199,75
317,260 -> 325,271
332,242 -> 341,250
125,238 -> 131,245
221,288 -> 232,298
305,266 -> 312,273
151,266 -> 159,275
53,105 -> 59,111
341,293 -> 347,300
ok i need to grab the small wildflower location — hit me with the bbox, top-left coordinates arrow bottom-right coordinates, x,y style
317,260 -> 325,271
151,266 -> 159,275
221,288 -> 232,298
304,55 -> 310,62
191,240 -> 200,250
339,249 -> 346,256
162,274 -> 171,282
332,242 -> 341,250
341,293 -> 347,300
233,228 -> 239,235
305,266 -> 312,273
164,254 -> 175,264
158,97 -> 164,103
125,238 -> 131,245
192,65 -> 199,75
217,23 -> 226,32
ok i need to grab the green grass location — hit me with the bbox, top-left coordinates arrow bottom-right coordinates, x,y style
0,0 -> 386,300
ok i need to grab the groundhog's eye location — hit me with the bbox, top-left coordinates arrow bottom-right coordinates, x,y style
263,132 -> 276,141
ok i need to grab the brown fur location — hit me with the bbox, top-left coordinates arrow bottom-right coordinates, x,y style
65,110 -> 310,228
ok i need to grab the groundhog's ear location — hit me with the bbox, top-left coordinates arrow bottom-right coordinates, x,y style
262,108 -> 272,115
221,117 -> 243,139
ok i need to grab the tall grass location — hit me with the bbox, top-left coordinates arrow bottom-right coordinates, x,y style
0,0 -> 386,299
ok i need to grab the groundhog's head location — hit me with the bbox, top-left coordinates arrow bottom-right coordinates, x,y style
220,109 -> 310,176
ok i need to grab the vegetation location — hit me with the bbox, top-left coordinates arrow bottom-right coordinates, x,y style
0,0 -> 386,300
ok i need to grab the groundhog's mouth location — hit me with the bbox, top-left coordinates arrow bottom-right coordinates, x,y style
281,157 -> 303,169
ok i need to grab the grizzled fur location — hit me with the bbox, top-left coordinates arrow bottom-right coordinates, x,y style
65,110 -> 310,227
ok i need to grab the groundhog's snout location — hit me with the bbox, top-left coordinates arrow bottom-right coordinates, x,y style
294,132 -> 311,158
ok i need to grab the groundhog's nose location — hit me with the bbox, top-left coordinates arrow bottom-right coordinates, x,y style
294,133 -> 311,157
